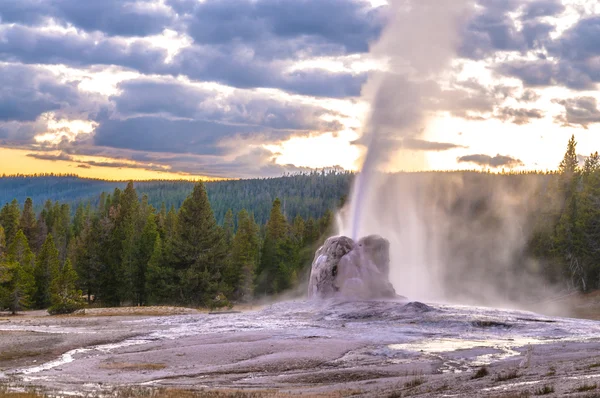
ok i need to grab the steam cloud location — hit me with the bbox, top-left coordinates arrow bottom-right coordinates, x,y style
342,0 -> 560,312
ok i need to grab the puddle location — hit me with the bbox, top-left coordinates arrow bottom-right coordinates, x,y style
12,338 -> 151,375
389,337 -> 556,372
483,380 -> 541,391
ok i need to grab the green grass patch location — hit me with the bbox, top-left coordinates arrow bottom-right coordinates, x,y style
495,369 -> 520,382
471,366 -> 489,379
576,383 -> 598,392
534,385 -> 554,395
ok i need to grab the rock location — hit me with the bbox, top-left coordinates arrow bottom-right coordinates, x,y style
308,235 -> 397,300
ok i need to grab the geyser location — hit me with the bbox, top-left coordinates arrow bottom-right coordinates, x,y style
308,235 -> 397,300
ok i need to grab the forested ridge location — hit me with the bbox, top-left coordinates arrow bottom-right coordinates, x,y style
0,171 -> 352,225
1,135 -> 600,313
0,179 -> 337,313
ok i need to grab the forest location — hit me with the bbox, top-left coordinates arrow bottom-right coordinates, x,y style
0,171 -> 352,225
1,135 -> 600,313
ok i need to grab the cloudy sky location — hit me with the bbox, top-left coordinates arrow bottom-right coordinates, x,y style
0,0 -> 599,180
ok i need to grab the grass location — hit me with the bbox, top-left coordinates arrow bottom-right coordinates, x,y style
534,385 -> 554,395
589,362 -> 600,369
99,362 -> 167,371
0,385 -> 337,397
404,377 -> 425,389
471,366 -> 489,379
495,369 -> 520,382
0,351 -> 44,362
495,393 -> 530,398
545,366 -> 556,376
576,383 -> 598,392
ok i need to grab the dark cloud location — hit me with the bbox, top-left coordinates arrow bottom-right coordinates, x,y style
173,46 -> 366,98
458,154 -> 524,168
519,89 -> 540,102
0,25 -> 170,73
433,79 -> 517,120
494,17 -> 600,91
402,138 -> 467,151
111,78 -> 344,132
553,97 -> 600,129
459,0 -> 555,59
522,0 -> 565,20
93,116 -> 257,156
26,152 -> 73,161
175,0 -> 384,56
98,78 -> 343,157
0,25 -> 365,98
0,64 -> 84,123
495,107 -> 545,125
1,0 -> 174,37
76,164 -> 91,169
551,16 -> 600,62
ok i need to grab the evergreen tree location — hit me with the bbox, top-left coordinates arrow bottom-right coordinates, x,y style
48,259 -> 85,315
559,134 -> 579,177
72,217 -> 102,303
0,226 -> 5,258
20,198 -> 37,244
175,182 -> 227,306
230,210 -> 260,301
7,230 -> 36,301
0,199 -> 21,244
257,198 -> 289,294
52,204 -> 71,263
146,236 -> 175,304
554,135 -> 586,290
72,203 -> 85,238
0,261 -> 35,314
223,209 -> 235,245
34,234 -> 60,308
135,213 -> 159,305
34,213 -> 48,253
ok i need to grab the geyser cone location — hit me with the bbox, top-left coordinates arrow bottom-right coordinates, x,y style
308,235 -> 397,300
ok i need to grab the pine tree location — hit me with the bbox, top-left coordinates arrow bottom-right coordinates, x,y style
175,182 -> 227,306
0,226 -> 6,258
34,234 -> 60,308
48,259 -> 84,315
72,217 -> 102,303
559,134 -> 579,177
34,213 -> 48,253
0,199 -> 21,245
136,213 -> 159,305
146,236 -> 175,304
257,198 -> 289,295
555,135 -> 586,290
0,261 -> 35,314
20,198 -> 37,244
8,230 -> 36,270
72,203 -> 85,238
231,210 -> 260,302
223,209 -> 235,245
52,204 -> 71,263
7,230 -> 36,304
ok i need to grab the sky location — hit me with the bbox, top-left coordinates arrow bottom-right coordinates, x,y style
0,0 -> 599,180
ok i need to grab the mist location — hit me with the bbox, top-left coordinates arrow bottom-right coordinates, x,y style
342,0 -> 563,312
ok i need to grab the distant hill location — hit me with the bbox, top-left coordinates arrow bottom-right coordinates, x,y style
0,172 -> 353,224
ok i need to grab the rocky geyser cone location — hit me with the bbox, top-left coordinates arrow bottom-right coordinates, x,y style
308,235 -> 397,300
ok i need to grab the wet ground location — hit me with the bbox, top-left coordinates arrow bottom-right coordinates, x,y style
1,300 -> 600,397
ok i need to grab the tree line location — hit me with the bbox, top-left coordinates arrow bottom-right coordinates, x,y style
0,181 -> 335,313
529,135 -> 600,292
0,171 -> 352,225
3,135 -> 600,314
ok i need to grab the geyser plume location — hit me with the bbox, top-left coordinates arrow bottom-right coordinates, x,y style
343,0 -> 559,310
351,0 -> 473,239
